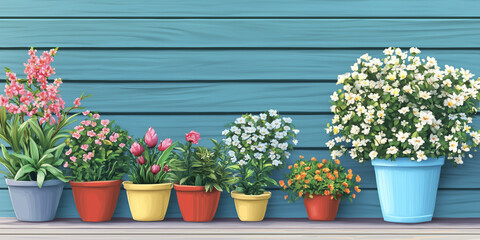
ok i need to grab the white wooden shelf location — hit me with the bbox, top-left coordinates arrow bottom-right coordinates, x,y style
1,218 -> 479,239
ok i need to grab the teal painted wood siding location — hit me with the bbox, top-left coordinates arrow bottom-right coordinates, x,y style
1,0 -> 479,218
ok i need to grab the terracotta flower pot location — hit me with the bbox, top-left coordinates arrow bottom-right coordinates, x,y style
70,180 -> 122,222
231,191 -> 271,221
123,181 -> 172,221
174,184 -> 221,222
303,194 -> 341,221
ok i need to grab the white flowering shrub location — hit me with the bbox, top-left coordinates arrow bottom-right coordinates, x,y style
327,47 -> 480,165
223,109 -> 299,195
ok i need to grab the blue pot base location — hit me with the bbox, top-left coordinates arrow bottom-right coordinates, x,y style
383,215 -> 433,223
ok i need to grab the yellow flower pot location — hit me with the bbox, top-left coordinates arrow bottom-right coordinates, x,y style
231,191 -> 271,221
123,181 -> 172,221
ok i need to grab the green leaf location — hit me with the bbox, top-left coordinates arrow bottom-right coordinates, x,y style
11,153 -> 36,166
37,168 -> 46,188
14,164 -> 36,180
29,138 -> 39,161
41,163 -> 67,181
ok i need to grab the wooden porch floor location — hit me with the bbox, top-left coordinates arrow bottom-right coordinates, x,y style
0,218 -> 479,239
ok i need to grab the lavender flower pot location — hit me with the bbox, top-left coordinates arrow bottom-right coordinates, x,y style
5,179 -> 65,222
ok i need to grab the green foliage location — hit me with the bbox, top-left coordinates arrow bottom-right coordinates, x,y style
328,47 -> 480,165
222,110 -> 299,195
128,140 -> 177,184
0,109 -> 71,188
168,139 -> 237,192
282,157 -> 361,202
64,113 -> 132,182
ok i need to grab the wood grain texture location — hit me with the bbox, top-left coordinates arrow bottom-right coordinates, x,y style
0,114 -> 478,149
2,148 -> 478,189
1,19 -> 480,48
0,218 -> 479,240
1,0 -> 480,17
1,189 -> 480,218
1,50 -> 479,81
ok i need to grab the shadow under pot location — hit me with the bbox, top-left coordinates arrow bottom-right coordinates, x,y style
70,180 -> 122,222
174,184 -> 221,222
6,179 -> 65,222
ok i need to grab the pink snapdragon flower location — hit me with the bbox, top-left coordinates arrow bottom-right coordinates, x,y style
65,149 -> 72,156
93,113 -> 100,119
80,144 -> 89,151
70,156 -> 77,162
82,110 -> 90,116
119,143 -> 126,148
0,48 -> 84,125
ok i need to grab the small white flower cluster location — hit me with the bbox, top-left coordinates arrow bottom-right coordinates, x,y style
327,47 -> 480,165
223,109 -> 299,167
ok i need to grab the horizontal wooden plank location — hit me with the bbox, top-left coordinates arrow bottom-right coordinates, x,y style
1,189 -> 480,218
2,0 -> 480,17
1,149 -> 479,189
1,19 -> 480,48
1,218 -> 480,240
1,50 -> 479,81
57,82 -> 331,113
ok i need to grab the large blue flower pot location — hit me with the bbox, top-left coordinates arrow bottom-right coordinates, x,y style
371,157 -> 445,223
5,179 -> 65,222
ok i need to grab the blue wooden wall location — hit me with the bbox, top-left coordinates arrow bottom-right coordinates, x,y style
1,0 -> 480,218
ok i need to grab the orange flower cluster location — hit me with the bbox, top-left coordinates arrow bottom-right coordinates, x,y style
281,156 -> 361,202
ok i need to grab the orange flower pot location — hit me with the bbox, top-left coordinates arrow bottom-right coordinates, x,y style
303,194 -> 341,221
70,180 -> 122,222
174,184 -> 221,222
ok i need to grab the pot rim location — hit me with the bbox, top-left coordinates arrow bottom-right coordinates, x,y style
70,179 -> 123,188
123,181 -> 173,191
5,178 -> 65,187
371,156 -> 445,167
173,184 -> 220,192
231,191 -> 272,200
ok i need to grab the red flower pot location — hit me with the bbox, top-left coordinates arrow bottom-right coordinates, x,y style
174,184 -> 221,222
303,194 -> 341,221
70,180 -> 122,222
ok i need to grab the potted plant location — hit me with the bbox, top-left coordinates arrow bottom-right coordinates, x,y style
169,131 -> 236,222
0,48 -> 87,222
327,47 -> 480,223
222,109 -> 299,221
281,156 -> 361,221
124,127 -> 177,221
64,111 -> 131,222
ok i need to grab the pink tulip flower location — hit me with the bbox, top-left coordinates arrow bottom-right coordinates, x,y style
158,138 -> 172,151
136,156 -> 146,165
151,164 -> 161,175
130,142 -> 144,156
144,127 -> 158,148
